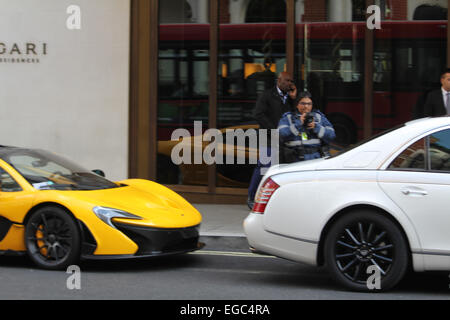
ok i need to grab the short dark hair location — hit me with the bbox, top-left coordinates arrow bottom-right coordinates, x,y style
441,68 -> 450,78
296,91 -> 313,105
298,91 -> 312,100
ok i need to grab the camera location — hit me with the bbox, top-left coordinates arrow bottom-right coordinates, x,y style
303,112 -> 314,127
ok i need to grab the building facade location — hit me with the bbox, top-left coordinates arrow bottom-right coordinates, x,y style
132,0 -> 449,202
0,0 -> 130,182
1,0 -> 449,202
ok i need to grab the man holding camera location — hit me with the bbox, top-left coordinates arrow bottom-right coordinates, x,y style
278,91 -> 336,162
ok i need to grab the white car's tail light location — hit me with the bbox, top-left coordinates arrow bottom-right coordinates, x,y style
252,177 -> 280,214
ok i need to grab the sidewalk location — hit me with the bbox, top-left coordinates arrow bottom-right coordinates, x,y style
193,204 -> 249,237
193,204 -> 250,252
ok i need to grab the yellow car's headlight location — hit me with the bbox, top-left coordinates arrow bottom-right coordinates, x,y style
93,206 -> 142,229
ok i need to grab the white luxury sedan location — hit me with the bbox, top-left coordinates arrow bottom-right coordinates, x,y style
244,116 -> 450,291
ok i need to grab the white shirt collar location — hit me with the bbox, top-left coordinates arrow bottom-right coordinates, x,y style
277,86 -> 287,97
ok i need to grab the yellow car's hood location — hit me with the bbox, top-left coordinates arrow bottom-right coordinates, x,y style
62,180 -> 202,229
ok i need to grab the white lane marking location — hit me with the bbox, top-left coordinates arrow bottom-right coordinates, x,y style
185,267 -> 288,276
189,250 -> 277,259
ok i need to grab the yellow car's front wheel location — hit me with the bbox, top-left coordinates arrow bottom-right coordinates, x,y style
25,206 -> 81,270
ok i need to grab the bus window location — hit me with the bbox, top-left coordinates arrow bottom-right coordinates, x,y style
218,36 -> 286,128
219,43 -> 285,99
159,49 -> 188,98
374,22 -> 446,132
394,41 -> 444,91
192,49 -> 209,96
373,48 -> 392,92
307,39 -> 363,100
155,21 -> 447,187
300,25 -> 364,146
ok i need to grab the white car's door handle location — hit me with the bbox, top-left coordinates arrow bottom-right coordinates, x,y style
401,188 -> 428,196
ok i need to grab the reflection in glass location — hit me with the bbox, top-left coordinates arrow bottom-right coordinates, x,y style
389,138 -> 426,170
297,22 -> 364,146
389,130 -> 450,172
245,0 -> 286,23
374,21 -> 446,127
217,2 -> 287,188
158,0 -> 210,185
218,24 -> 286,128
3,149 -> 118,190
0,168 -> 22,192
155,0 -> 449,189
430,130 -> 450,172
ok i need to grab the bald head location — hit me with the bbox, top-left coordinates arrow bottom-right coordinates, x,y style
277,72 -> 294,93
278,72 -> 292,81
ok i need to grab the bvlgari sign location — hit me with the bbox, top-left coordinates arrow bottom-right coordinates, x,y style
0,42 -> 48,63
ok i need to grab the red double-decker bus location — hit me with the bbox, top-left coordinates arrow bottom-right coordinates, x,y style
158,21 -> 447,146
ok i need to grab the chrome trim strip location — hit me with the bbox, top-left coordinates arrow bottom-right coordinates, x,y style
412,250 -> 450,257
266,229 -> 318,244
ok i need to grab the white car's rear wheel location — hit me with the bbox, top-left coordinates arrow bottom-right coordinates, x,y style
324,210 -> 409,291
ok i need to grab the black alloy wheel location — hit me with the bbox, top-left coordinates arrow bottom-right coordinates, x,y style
324,211 -> 409,292
25,206 -> 81,270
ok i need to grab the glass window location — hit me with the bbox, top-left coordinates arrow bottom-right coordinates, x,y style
295,0 -> 447,146
2,150 -> 118,190
158,0 -> 210,186
0,168 -> 22,192
389,129 -> 450,172
373,0 -> 447,134
245,0 -> 286,23
429,129 -> 450,172
388,137 -> 426,170
159,0 -> 196,24
352,0 -> 366,21
413,4 -> 448,20
217,0 -> 287,188
218,26 -> 286,127
296,0 -> 364,147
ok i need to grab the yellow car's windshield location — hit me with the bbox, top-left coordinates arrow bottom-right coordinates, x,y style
2,148 -> 118,191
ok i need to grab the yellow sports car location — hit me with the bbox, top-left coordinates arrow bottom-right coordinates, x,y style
0,146 -> 203,269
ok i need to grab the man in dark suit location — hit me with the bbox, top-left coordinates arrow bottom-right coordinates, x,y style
247,72 -> 297,209
423,69 -> 450,117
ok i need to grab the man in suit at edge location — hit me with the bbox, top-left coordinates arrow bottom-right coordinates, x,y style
423,68 -> 450,117
247,72 -> 297,209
